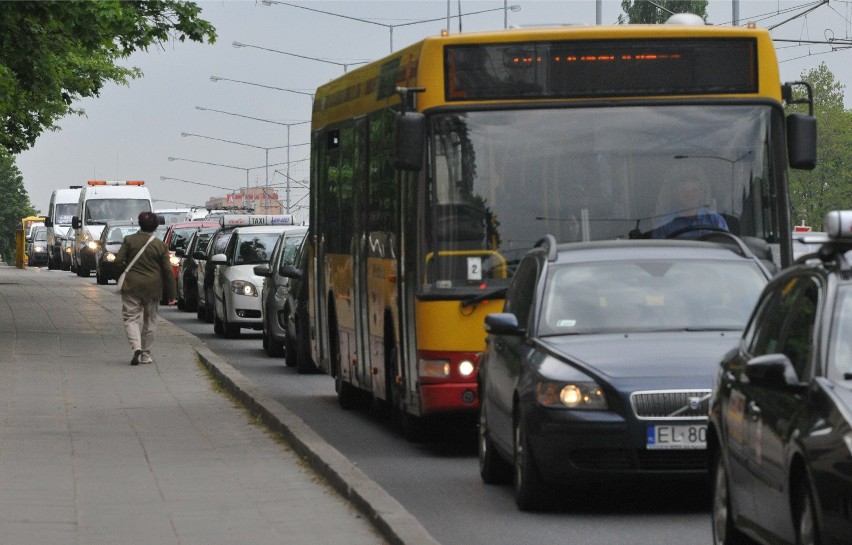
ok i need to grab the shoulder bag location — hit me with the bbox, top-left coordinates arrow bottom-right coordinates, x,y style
116,234 -> 155,290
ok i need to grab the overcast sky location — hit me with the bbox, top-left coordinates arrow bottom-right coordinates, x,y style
15,0 -> 852,224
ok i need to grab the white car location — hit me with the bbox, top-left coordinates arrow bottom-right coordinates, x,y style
211,224 -> 296,338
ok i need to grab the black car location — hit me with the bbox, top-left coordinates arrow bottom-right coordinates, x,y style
176,227 -> 217,311
27,226 -> 49,267
279,230 -> 319,374
709,211 -> 852,545
478,235 -> 771,510
95,220 -> 138,284
254,226 -> 308,359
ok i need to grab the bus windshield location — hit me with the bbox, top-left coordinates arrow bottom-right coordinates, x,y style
423,104 -> 780,294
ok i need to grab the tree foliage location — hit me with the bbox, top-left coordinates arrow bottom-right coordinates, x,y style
618,0 -> 708,24
787,63 -> 852,230
0,1 -> 216,154
0,149 -> 37,262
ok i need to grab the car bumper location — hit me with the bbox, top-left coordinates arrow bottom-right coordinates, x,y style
225,293 -> 262,326
524,406 -> 708,481
98,261 -> 119,280
29,252 -> 49,266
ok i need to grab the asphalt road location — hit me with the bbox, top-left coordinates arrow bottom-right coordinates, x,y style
153,297 -> 715,545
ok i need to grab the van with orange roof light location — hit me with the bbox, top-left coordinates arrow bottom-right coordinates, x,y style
71,180 -> 153,277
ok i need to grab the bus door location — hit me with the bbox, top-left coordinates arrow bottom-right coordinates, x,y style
352,116 -> 375,395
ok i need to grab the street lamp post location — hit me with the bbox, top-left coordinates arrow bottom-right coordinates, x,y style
232,41 -> 368,73
192,107 -> 310,214
262,0 -> 520,52
180,133 -> 289,213
209,75 -> 315,103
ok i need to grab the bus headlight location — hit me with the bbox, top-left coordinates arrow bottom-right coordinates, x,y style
230,280 -> 258,297
458,360 -> 475,377
536,381 -> 608,410
419,358 -> 450,378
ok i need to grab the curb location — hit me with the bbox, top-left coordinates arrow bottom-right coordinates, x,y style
194,345 -> 441,545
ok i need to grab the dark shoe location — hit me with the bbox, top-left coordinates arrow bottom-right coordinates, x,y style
131,349 -> 142,366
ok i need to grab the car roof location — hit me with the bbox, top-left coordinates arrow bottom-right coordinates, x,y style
231,225 -> 304,234
541,239 -> 767,265
168,221 -> 219,229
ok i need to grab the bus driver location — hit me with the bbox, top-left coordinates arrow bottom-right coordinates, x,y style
651,177 -> 728,239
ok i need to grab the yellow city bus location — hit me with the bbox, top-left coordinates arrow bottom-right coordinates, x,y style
306,16 -> 816,428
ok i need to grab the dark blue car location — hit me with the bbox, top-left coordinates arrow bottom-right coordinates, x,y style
710,211 -> 852,545
477,236 -> 770,510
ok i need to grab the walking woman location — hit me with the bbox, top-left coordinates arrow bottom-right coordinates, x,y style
115,211 -> 176,365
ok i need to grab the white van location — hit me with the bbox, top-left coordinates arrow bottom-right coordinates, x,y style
44,186 -> 82,270
71,180 -> 153,277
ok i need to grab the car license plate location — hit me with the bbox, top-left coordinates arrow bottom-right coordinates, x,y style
646,424 -> 706,450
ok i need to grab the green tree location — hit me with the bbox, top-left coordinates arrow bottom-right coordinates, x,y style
0,148 -> 37,262
787,63 -> 852,230
618,0 -> 708,24
0,1 -> 216,154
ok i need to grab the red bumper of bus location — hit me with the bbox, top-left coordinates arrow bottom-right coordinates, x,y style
418,350 -> 480,414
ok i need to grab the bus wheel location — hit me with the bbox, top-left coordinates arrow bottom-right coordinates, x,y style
295,310 -> 318,374
330,321 -> 358,410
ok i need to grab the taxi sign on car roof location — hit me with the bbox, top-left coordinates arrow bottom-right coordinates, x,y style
219,214 -> 294,227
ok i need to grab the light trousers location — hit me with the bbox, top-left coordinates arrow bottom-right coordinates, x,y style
121,292 -> 160,356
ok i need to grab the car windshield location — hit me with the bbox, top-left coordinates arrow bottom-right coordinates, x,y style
107,226 -> 138,243
539,259 -> 767,335
828,286 -> 852,381
34,229 -> 47,242
232,232 -> 279,265
423,104 -> 781,296
169,227 -> 199,251
85,199 -> 151,223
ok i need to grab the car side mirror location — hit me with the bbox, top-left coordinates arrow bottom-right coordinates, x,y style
193,251 -> 207,260
744,353 -> 805,389
253,263 -> 271,277
175,249 -> 185,258
279,264 -> 304,280
211,253 -> 227,265
484,313 -> 525,336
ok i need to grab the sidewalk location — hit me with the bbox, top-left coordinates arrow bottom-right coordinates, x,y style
0,265 -> 434,545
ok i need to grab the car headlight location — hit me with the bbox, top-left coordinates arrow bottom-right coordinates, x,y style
86,240 -> 98,250
65,247 -> 72,254
34,245 -> 45,252
169,255 -> 181,267
536,381 -> 608,410
230,280 -> 258,297
106,253 -> 116,262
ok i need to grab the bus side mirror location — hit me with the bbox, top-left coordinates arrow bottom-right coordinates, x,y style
71,216 -> 80,229
394,112 -> 425,171
44,217 -> 53,227
787,113 -> 817,170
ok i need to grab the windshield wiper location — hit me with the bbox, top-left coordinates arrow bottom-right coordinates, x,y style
461,287 -> 507,308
